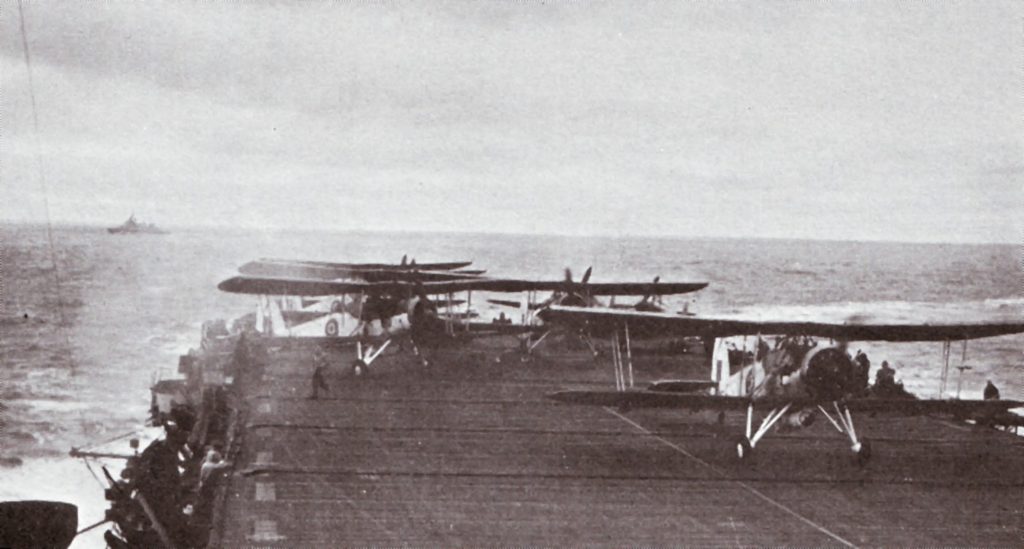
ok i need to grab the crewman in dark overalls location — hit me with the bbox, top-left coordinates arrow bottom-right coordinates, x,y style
854,350 -> 871,393
873,360 -> 897,396
984,380 -> 1000,400
310,348 -> 329,399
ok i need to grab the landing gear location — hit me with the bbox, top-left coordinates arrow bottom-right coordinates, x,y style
722,400 -> 873,466
853,438 -> 872,467
732,402 -> 792,462
350,339 -> 391,379
351,359 -> 369,378
734,436 -> 753,460
818,402 -> 872,466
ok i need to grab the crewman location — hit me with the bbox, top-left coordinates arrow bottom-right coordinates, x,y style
198,449 -> 231,490
854,350 -> 871,392
310,348 -> 330,399
230,331 -> 251,376
875,360 -> 896,388
984,380 -> 1000,400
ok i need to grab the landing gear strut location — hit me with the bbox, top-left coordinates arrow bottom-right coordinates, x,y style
734,402 -> 793,461
350,340 -> 391,380
734,436 -> 753,460
818,402 -> 872,466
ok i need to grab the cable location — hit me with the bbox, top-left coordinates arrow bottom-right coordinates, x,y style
16,0 -> 73,371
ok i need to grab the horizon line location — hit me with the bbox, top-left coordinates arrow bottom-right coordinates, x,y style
1,218 -> 1020,248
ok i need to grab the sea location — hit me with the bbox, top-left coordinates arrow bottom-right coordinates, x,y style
1,222 -> 1022,548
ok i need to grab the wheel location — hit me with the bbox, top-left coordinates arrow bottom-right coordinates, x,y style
351,359 -> 369,378
324,319 -> 339,337
853,438 -> 872,467
734,436 -> 753,460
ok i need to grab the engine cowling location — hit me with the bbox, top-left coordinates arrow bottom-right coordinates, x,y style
404,295 -> 443,341
800,346 -> 859,401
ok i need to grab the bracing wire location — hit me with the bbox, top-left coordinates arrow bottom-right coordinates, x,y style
16,0 -> 73,373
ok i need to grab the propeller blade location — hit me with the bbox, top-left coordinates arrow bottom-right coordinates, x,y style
636,275 -> 663,311
581,266 -> 593,284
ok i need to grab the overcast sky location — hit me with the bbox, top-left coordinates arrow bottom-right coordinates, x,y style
2,1 -> 1020,243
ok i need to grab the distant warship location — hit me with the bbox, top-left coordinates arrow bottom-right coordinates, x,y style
107,214 -> 166,234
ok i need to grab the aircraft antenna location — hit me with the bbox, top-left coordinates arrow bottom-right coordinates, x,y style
16,0 -> 74,372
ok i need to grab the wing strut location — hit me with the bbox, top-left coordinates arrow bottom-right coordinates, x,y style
612,331 -> 624,391
610,323 -> 636,391
939,340 -> 951,398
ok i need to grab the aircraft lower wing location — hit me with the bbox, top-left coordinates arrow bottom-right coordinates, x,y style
538,305 -> 1024,341
548,390 -> 1023,416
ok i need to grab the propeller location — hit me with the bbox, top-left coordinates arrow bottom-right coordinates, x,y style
636,275 -> 664,312
557,266 -> 594,307
487,266 -> 597,312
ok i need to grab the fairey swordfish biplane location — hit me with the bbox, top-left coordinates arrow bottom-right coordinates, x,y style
539,303 -> 1024,465
217,257 -> 709,375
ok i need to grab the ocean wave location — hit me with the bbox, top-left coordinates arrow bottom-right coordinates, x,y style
2,430 -> 39,443
780,269 -> 819,277
0,315 -> 48,326
0,456 -> 24,468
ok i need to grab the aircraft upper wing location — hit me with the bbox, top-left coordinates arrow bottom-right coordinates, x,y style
238,261 -> 483,282
216,275 -> 571,296
219,275 -> 379,296
256,258 -> 473,271
218,275 -> 709,297
430,279 -> 708,295
538,305 -> 1024,341
548,389 -> 1023,416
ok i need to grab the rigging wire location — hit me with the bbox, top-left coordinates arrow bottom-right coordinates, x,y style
82,457 -> 108,491
16,0 -> 74,373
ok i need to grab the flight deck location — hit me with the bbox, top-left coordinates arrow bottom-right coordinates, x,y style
210,342 -> 1024,547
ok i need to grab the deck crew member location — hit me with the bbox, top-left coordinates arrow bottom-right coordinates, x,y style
198,449 -> 231,490
310,348 -> 330,399
854,350 -> 871,392
876,360 -> 895,383
984,380 -> 1000,400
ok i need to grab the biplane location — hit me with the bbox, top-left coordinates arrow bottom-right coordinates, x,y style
238,256 -> 486,283
487,267 -> 674,314
540,304 -> 1024,465
217,259 -> 709,376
